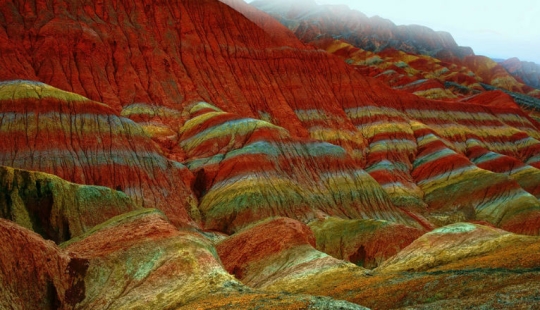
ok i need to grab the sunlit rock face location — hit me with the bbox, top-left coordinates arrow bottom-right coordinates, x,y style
1,0 -> 540,309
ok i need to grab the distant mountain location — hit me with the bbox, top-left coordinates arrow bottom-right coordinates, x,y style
251,0 -> 474,59
500,57 -> 540,89
250,0 -> 540,103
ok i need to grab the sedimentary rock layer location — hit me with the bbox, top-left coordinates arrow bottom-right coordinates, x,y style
1,1 -> 540,308
181,102 -> 423,233
264,223 -> 540,309
0,80 -> 197,227
249,0 -> 473,58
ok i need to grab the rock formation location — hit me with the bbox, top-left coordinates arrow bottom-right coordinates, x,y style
0,165 -> 140,242
0,80 -> 198,227
1,0 -> 540,308
249,0 -> 540,102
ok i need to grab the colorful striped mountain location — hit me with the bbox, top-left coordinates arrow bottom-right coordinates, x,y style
1,0 -> 540,308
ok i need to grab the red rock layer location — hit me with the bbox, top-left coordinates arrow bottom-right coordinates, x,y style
248,2 -> 540,103
249,0 -> 473,59
1,0 -> 540,308
3,209 -> 365,309
1,0 -> 540,236
61,209 -> 236,309
216,217 -> 358,289
314,39 -> 540,105
461,55 -> 537,94
0,218 -> 81,309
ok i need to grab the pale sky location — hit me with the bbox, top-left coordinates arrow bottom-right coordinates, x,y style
249,0 -> 540,63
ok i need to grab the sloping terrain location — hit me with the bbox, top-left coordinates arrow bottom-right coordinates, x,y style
1,0 -> 540,309
250,0 -> 540,101
501,57 -> 540,89
249,0 -> 473,58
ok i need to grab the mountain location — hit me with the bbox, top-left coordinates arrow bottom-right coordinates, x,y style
500,57 -> 540,89
250,0 -> 474,59
1,0 -> 540,308
250,0 -> 540,104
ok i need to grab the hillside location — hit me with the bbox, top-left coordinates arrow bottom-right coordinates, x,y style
1,0 -> 540,309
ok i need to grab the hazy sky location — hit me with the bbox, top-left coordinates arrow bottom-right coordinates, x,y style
250,0 -> 540,63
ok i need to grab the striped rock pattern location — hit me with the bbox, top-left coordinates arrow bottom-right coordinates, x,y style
345,99 -> 540,234
2,210 -> 367,310
120,103 -> 187,161
0,0 -> 540,308
61,209 -> 239,309
0,80 -> 197,227
249,0 -> 473,59
316,39 -> 483,100
314,39 -> 540,101
180,102 -> 422,233
251,1 -> 540,100
0,0 -> 538,234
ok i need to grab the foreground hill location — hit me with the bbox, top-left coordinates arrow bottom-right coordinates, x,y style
1,0 -> 540,308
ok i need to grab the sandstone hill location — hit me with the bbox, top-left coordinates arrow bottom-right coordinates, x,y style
1,0 -> 540,308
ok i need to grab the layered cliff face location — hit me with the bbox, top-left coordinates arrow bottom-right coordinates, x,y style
180,102 -> 422,233
314,39 -> 483,100
1,0 -> 540,309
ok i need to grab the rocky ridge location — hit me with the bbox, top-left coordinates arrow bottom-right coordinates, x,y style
249,1 -> 540,103
501,57 -> 540,89
1,0 -> 540,308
